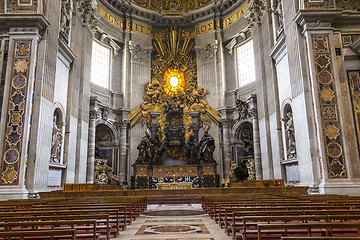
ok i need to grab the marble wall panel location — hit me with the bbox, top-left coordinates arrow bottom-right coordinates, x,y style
292,93 -> 319,186
276,53 -> 292,105
269,113 -> 282,179
259,118 -> 271,179
78,121 -> 89,183
63,116 -> 78,183
32,97 -> 53,189
54,52 -> 70,114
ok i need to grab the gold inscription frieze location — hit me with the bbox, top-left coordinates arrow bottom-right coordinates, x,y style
97,1 -> 249,37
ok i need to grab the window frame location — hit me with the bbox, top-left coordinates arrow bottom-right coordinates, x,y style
235,38 -> 256,88
90,39 -> 112,90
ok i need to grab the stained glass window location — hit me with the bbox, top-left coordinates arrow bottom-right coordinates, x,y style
236,40 -> 256,87
91,40 -> 110,88
163,68 -> 185,96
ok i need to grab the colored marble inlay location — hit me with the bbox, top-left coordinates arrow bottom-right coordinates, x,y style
335,0 -> 360,10
312,35 -> 347,178
348,71 -> 360,156
0,40 -> 31,185
304,0 -> 332,9
136,224 -> 209,235
11,0 -> 38,13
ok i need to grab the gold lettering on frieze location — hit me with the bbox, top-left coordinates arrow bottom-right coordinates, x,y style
98,4 -> 125,30
97,1 -> 249,37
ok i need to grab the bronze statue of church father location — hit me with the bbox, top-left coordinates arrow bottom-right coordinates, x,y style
129,27 -> 220,189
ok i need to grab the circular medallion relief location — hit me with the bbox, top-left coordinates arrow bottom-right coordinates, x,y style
327,142 -> 342,158
4,149 -> 19,164
12,75 -> 26,89
318,71 -> 332,84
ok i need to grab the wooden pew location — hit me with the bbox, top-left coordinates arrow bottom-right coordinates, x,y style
282,237 -> 360,240
0,229 -> 77,240
0,215 -> 111,240
6,220 -> 98,240
257,223 -> 360,240
231,210 -> 360,237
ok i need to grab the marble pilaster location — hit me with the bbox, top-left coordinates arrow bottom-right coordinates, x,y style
119,120 -> 129,182
248,95 -> 262,180
86,109 -> 99,183
221,119 -> 232,181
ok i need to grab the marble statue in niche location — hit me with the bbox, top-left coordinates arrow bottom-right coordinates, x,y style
60,0 -> 73,41
50,113 -> 64,163
283,111 -> 297,159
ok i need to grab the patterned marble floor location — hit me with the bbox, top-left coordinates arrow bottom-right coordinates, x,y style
115,204 -> 232,240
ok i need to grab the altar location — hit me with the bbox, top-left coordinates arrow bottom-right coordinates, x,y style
133,162 -> 218,189
157,182 -> 192,189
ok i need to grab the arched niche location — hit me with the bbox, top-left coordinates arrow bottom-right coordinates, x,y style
280,99 -> 300,184
95,121 -> 118,171
233,120 -> 254,162
50,105 -> 65,164
230,120 -> 256,181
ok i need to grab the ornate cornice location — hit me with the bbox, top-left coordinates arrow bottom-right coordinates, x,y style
294,9 -> 360,34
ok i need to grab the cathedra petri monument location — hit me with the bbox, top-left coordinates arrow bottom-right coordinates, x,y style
129,27 -> 221,189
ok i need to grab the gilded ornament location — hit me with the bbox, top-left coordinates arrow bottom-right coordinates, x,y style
2,167 -> 18,184
324,124 -> 340,140
129,26 -> 220,142
14,59 -> 28,73
10,113 -> 21,124
355,97 -> 360,110
320,88 -> 335,102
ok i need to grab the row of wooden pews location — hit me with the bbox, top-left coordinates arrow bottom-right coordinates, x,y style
202,193 -> 360,240
0,195 -> 147,239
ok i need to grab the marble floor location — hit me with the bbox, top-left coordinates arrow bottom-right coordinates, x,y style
115,204 -> 232,240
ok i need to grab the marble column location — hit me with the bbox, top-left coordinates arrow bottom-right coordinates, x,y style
248,94 -> 263,180
119,120 -> 129,182
222,119 -> 232,181
86,110 -> 99,183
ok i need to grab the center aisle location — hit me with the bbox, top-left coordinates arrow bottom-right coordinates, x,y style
115,204 -> 232,240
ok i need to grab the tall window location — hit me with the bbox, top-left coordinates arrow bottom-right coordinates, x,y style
91,40 -> 110,88
236,39 -> 256,87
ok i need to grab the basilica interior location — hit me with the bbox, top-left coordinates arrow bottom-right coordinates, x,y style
1,1 -> 360,239
0,0 -> 360,200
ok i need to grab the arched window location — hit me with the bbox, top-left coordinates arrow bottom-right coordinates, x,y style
236,39 -> 256,87
91,40 -> 111,88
